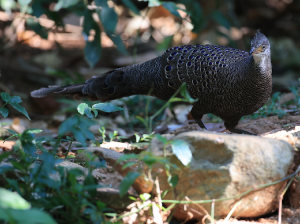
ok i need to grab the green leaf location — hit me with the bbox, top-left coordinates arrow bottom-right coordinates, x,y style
121,0 -> 140,15
171,139 -> 192,166
122,162 -> 137,169
140,193 -> 151,201
0,108 -> 8,118
54,0 -> 80,11
97,5 -> 118,34
9,103 -> 30,120
119,171 -> 140,197
180,83 -> 197,103
117,154 -> 139,163
167,174 -> 178,187
6,129 -> 18,135
73,129 -> 87,147
134,133 -> 141,143
0,188 -> 30,209
92,103 -> 124,113
83,9 -> 102,68
92,108 -> 98,117
154,134 -> 168,144
109,35 -> 127,55
9,96 -> 22,104
18,0 -> 31,6
58,116 -> 78,135
94,0 -> 107,7
24,129 -> 43,134
156,35 -> 173,51
25,18 -> 48,39
148,0 -> 161,7
3,134 -> 19,142
0,208 -> 57,224
1,0 -> 17,11
211,11 -> 230,29
128,196 -> 137,201
162,2 -> 181,17
1,92 -> 10,102
177,0 -> 205,32
77,103 -> 93,118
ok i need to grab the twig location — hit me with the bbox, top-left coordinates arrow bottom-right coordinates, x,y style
211,199 -> 215,224
224,200 -> 242,222
278,173 -> 295,224
185,196 -> 212,223
65,138 -> 74,159
155,176 -> 162,208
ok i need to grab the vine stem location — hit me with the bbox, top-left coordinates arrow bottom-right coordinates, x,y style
162,165 -> 300,205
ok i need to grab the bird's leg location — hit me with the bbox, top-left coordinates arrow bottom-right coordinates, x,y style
224,117 -> 258,136
190,106 -> 206,129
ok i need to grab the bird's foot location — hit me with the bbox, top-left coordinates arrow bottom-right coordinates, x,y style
227,128 -> 258,136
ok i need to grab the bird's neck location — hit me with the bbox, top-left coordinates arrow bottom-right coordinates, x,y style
252,53 -> 272,75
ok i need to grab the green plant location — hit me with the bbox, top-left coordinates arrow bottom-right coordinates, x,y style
137,83 -> 196,134
0,92 -> 30,120
1,0 -> 234,68
0,95 -> 108,223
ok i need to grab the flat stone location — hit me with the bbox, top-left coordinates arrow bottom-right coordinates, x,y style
149,131 -> 294,221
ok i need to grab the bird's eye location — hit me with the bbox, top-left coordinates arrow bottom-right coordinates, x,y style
262,45 -> 265,49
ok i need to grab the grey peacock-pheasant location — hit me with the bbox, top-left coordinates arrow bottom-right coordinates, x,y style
31,30 -> 272,135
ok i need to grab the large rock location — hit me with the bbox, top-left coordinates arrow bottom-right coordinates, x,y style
149,131 -> 294,221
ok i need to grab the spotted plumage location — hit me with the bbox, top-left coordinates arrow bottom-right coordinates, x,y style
31,30 -> 272,135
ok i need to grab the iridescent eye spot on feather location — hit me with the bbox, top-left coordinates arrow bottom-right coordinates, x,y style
189,55 -> 194,59
103,82 -> 109,89
192,80 -> 198,85
166,74 -> 171,79
179,47 -> 183,50
193,50 -> 198,52
108,87 -> 115,94
179,60 -> 183,63
196,56 -> 200,59
181,56 -> 185,59
165,65 -> 172,71
168,82 -> 175,87
168,56 -> 174,60
172,52 -> 177,56
187,61 -> 192,66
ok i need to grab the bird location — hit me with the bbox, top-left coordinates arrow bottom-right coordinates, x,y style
31,30 -> 272,135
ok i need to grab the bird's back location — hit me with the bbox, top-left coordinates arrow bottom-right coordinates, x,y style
161,44 -> 272,118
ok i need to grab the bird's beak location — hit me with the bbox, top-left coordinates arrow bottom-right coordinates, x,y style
251,45 -> 263,55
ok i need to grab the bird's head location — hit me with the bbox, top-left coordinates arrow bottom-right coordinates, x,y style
250,30 -> 270,57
